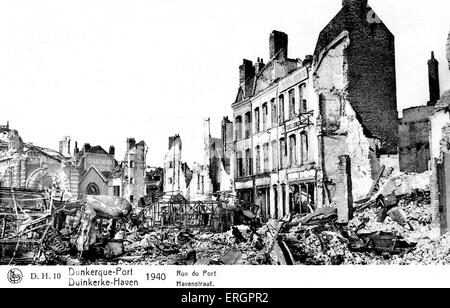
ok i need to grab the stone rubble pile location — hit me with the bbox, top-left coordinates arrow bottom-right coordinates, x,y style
279,186 -> 450,265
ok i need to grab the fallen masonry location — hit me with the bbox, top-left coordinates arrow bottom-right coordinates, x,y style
2,170 -> 450,265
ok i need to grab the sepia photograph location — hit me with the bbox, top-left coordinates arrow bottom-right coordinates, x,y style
0,0 -> 450,275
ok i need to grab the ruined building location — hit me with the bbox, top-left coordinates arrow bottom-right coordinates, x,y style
163,135 -> 192,197
73,140 -> 117,196
399,53 -> 440,173
0,127 -> 78,193
314,0 -> 399,204
163,120 -> 233,201
232,0 -> 399,220
233,30 -> 318,220
315,0 -> 398,156
189,118 -> 234,201
109,138 -> 147,205
59,136 -> 72,157
429,30 -> 450,237
145,166 -> 164,202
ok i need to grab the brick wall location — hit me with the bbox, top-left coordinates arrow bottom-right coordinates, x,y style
399,106 -> 433,173
314,1 -> 398,154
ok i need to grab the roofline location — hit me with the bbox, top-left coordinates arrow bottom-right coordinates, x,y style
79,165 -> 108,184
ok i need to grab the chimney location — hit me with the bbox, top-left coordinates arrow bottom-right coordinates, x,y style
254,58 -> 265,75
302,55 -> 313,67
269,30 -> 288,59
83,143 -> 91,152
59,136 -> 71,157
239,59 -> 255,85
168,135 -> 181,150
428,51 -> 440,105
109,145 -> 115,156
126,138 -> 136,150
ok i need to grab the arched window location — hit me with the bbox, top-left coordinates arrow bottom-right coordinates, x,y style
262,103 -> 268,131
271,140 -> 277,171
236,151 -> 243,177
245,148 -> 252,176
86,183 -> 100,195
255,145 -> 261,174
289,134 -> 297,167
299,83 -> 307,113
278,95 -> 285,124
300,132 -> 309,165
271,99 -> 277,127
263,143 -> 269,172
244,112 -> 252,139
235,116 -> 243,140
279,138 -> 286,169
254,107 -> 260,133
289,89 -> 296,120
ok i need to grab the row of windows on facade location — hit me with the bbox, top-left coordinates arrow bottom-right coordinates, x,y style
235,84 -> 308,140
236,132 -> 309,178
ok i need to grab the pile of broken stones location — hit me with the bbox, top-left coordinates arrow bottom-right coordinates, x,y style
39,172 -> 450,266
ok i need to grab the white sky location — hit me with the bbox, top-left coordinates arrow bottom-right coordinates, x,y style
0,0 -> 449,167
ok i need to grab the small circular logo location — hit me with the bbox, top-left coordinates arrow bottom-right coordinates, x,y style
7,268 -> 23,284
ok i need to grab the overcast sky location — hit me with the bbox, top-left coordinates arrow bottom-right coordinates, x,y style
0,0 -> 449,167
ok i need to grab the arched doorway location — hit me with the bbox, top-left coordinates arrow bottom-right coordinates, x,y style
86,183 -> 100,195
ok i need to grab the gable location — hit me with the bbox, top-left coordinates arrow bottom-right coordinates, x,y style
79,166 -> 107,186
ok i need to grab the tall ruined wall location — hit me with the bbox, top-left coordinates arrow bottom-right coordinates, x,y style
314,1 -> 398,154
429,29 -> 450,238
163,136 -> 188,195
399,107 -> 434,173
322,100 -> 380,201
346,16 -> 398,154
315,33 -> 380,202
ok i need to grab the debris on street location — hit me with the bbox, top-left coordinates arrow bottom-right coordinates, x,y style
2,169 -> 450,265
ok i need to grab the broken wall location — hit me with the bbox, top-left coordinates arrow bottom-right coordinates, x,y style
431,123 -> 450,237
399,106 -> 434,173
188,162 -> 213,201
321,99 -> 381,202
314,32 -> 380,203
163,136 -> 188,197
122,142 -> 147,204
314,1 -> 398,154
0,139 -> 79,195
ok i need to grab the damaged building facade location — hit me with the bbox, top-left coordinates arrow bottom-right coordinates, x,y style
0,126 -> 79,193
109,138 -> 148,205
163,135 -> 192,197
314,0 -> 399,204
190,118 -> 234,201
429,30 -> 450,237
73,140 -> 117,196
145,166 -> 164,202
163,119 -> 234,201
399,52 -> 441,173
232,31 -> 318,220
232,0 -> 399,221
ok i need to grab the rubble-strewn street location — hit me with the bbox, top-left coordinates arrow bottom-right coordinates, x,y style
4,168 -> 450,266
1,0 -> 450,270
